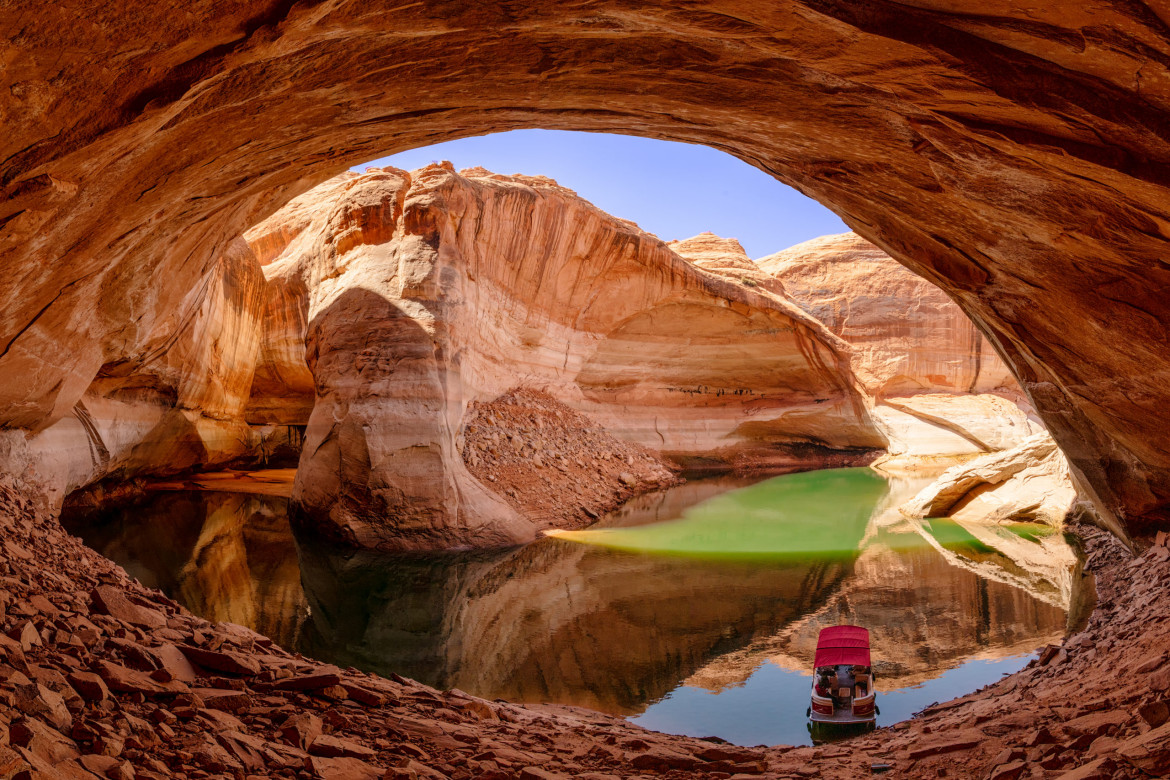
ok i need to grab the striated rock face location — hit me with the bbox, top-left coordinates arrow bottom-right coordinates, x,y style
1,157 -> 1045,551
0,241 -> 299,506
760,233 -> 1042,466
249,164 -> 882,548
900,432 -> 1079,528
759,234 -> 1017,399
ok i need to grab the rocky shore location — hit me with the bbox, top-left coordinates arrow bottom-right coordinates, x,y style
0,469 -> 1166,780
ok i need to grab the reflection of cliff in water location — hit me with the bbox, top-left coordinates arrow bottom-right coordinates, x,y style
295,539 -> 851,715
61,468 -> 1079,719
682,475 -> 1073,692
294,470 -> 886,715
688,540 -> 1067,693
62,491 -> 309,646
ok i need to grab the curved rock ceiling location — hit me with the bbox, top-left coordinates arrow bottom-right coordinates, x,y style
4,1 -> 1170,535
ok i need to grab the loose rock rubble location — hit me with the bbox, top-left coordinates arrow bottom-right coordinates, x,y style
842,522 -> 1170,779
460,389 -> 680,531
3,467 -> 1170,779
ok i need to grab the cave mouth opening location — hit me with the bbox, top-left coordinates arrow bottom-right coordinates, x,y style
54,129 -> 1079,746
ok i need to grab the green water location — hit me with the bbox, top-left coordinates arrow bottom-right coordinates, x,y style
552,468 -> 887,559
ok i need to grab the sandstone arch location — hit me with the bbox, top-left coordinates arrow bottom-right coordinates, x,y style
5,2 -> 1170,536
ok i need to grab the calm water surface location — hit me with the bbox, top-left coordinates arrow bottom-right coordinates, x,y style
62,468 -> 1078,746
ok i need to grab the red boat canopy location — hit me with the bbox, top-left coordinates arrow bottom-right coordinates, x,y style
814,625 -> 871,668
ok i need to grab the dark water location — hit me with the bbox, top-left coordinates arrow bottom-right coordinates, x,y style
62,468 -> 1077,746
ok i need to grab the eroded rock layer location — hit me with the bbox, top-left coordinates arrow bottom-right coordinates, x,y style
901,432 -> 1080,528
1,156 -> 1045,552
759,233 -> 1042,467
250,164 -> 882,549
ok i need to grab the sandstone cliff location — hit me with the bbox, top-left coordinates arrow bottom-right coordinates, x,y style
246,164 -> 885,549
5,162 -> 1060,550
0,240 -> 301,507
758,233 -> 1042,468
6,0 -> 1170,541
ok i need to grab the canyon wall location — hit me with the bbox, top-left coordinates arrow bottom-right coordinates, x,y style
758,233 -> 1042,468
0,239 -> 302,506
6,159 -> 1054,550
246,164 -> 884,548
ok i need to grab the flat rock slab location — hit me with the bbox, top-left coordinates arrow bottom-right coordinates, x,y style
91,585 -> 166,628
274,671 -> 342,691
629,747 -> 700,771
179,644 -> 261,676
306,754 -> 383,780
907,731 -> 984,760
310,734 -> 377,760
1064,709 -> 1128,738
1117,721 -> 1170,774
190,687 -> 252,712
95,660 -> 185,695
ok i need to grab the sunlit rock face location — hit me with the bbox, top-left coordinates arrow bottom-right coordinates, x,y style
0,241 -> 290,506
759,233 -> 1042,467
8,1 -> 1169,534
248,164 -> 882,548
668,233 -> 788,297
758,234 -> 1015,399
901,433 -> 1080,528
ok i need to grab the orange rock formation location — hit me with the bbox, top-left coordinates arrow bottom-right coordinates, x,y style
246,165 -> 882,548
3,159 -> 1055,550
760,233 -> 1042,467
3,1 -> 1169,535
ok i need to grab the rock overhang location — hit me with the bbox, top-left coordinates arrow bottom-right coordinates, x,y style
4,1 -> 1170,536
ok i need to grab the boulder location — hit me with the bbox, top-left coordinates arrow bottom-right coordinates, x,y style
1117,721 -> 1170,775
90,586 -> 166,630
900,433 -> 1077,526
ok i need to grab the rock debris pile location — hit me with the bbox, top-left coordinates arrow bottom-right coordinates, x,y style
460,389 -> 679,531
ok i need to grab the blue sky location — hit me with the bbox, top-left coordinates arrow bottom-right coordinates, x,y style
354,130 -> 848,259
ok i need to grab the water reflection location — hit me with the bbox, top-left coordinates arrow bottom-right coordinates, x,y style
295,538 -> 852,714
62,468 -> 1076,745
64,491 -> 309,644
